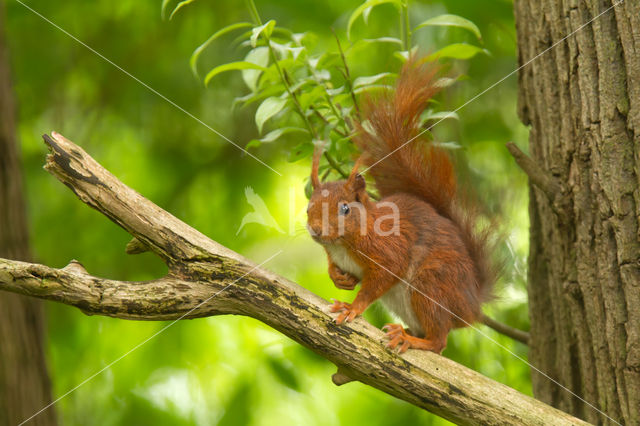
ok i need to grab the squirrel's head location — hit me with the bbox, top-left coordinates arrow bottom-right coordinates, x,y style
306,148 -> 370,244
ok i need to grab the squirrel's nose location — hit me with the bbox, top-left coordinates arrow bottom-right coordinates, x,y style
307,222 -> 320,236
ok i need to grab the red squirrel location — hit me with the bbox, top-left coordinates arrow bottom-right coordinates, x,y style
306,59 -> 497,354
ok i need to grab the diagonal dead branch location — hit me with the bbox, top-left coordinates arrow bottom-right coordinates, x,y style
506,142 -> 562,199
0,132 -> 588,425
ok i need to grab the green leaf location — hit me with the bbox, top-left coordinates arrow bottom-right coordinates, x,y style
257,58 -> 296,91
414,14 -> 482,41
190,23 -> 253,78
273,27 -> 295,41
160,0 -> 173,20
168,0 -> 197,20
433,77 -> 458,89
347,0 -> 404,40
298,85 -> 326,111
291,32 -> 309,45
355,37 -> 403,48
304,178 -> 314,199
217,381 -> 252,426
288,46 -> 305,60
422,110 -> 459,122
353,84 -> 392,95
332,93 -> 352,105
353,72 -> 392,89
255,97 -> 288,134
364,36 -> 403,45
251,20 -> 276,48
288,140 -> 314,162
329,135 -> 358,159
267,357 -> 301,391
247,127 -> 309,149
270,42 -> 306,61
289,77 -> 313,93
433,141 -> 463,150
314,52 -> 341,70
313,69 -> 331,82
360,119 -> 376,136
204,62 -> 267,87
393,46 -> 418,62
362,6 -> 373,24
419,111 -> 459,129
230,30 -> 255,49
426,43 -> 489,61
232,83 -> 285,109
242,47 -> 270,92
326,85 -> 345,97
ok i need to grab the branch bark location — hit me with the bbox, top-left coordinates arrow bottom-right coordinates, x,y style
0,132 -> 587,426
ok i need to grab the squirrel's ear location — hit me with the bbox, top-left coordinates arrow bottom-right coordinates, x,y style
347,156 -> 365,190
352,173 -> 365,191
311,145 -> 322,190
352,173 -> 369,204
347,156 -> 367,196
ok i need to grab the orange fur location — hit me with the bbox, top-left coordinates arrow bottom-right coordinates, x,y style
307,57 -> 498,354
310,145 -> 322,190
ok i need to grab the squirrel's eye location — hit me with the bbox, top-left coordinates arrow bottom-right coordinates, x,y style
339,203 -> 350,215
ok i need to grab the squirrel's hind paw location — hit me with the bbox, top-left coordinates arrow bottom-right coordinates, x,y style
383,323 -> 446,354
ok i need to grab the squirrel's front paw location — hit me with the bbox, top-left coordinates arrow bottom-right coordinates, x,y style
329,266 -> 359,290
332,272 -> 359,290
330,299 -> 362,324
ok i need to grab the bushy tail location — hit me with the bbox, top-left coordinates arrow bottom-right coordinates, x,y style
354,58 -> 498,300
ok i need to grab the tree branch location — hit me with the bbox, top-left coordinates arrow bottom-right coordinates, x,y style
0,132 -> 587,425
480,314 -> 530,345
506,142 -> 561,200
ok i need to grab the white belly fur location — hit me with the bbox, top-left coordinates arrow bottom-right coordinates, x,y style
380,284 -> 423,336
325,244 -> 363,279
325,243 -> 422,335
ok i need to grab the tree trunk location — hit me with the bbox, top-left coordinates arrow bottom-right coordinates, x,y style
0,2 -> 56,425
514,1 -> 639,424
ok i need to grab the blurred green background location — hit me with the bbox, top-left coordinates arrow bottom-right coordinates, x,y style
6,0 -> 529,424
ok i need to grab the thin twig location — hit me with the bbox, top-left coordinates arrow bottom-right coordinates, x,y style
332,29 -> 361,121
324,152 -> 348,178
310,105 -> 348,138
480,314 -> 530,345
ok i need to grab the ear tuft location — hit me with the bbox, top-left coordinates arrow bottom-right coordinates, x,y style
353,173 -> 365,191
310,145 -> 322,190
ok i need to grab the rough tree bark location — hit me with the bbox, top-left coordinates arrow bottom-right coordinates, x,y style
0,132 -> 588,426
0,2 -> 56,425
514,1 -> 639,424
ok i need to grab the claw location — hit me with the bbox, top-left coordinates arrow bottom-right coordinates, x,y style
330,300 -> 351,313
330,300 -> 361,324
382,323 -> 404,339
386,335 -> 402,349
382,323 -> 446,353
